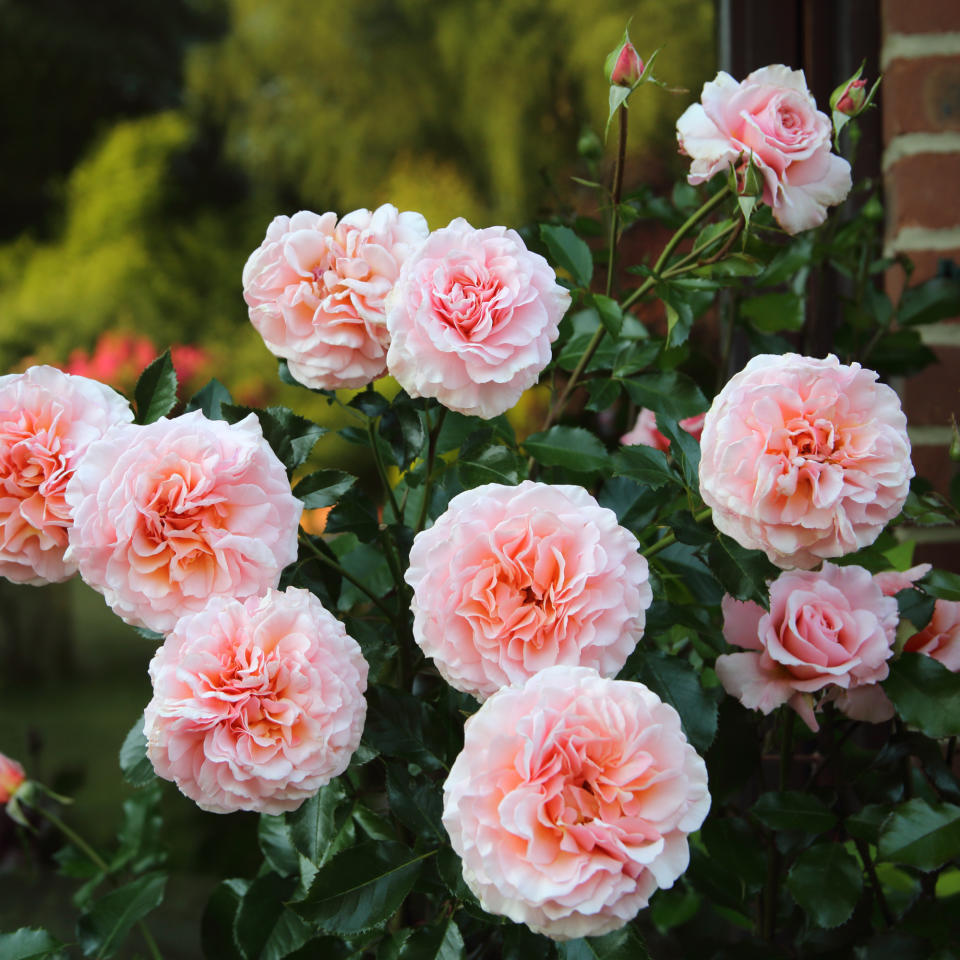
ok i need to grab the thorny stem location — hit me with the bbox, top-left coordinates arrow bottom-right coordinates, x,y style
298,534 -> 395,620
642,507 -> 712,558
34,806 -> 164,960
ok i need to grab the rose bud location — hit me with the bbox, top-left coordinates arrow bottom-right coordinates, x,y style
607,39 -> 643,87
0,753 -> 26,805
832,78 -> 866,116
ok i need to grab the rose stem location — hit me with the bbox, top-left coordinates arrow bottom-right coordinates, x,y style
604,103 -> 630,298
641,507 -> 712,558
538,182 -> 733,440
367,418 -> 403,523
33,805 -> 164,960
415,406 -> 447,535
853,837 -> 894,927
298,534 -> 396,620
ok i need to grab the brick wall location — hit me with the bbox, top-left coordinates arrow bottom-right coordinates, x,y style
882,0 -> 960,565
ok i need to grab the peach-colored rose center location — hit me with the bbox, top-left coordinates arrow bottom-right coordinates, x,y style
2,409 -> 71,529
431,265 -> 506,342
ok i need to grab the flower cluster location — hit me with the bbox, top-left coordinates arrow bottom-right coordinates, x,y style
243,211 -> 570,419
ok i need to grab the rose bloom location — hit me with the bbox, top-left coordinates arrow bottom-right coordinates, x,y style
716,562 -> 898,730
243,204 -> 429,390
620,409 -> 706,451
0,366 -> 133,585
144,588 -> 368,814
0,752 -> 26,804
442,665 -> 710,940
405,481 -> 652,701
386,218 -> 570,418
65,410 -> 301,633
699,354 -> 913,570
676,65 -> 851,234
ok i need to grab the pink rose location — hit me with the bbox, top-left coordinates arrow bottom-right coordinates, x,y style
699,354 -> 913,569
243,204 -> 429,390
65,410 -> 302,633
620,409 -> 705,450
715,562 -> 898,730
0,752 -> 26,804
0,366 -> 133,585
904,600 -> 960,672
144,588 -> 368,814
442,665 -> 710,940
676,66 -> 852,234
873,564 -> 931,597
386,218 -> 570,418
405,481 -> 652,701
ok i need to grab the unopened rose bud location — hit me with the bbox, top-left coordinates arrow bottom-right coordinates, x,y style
0,753 -> 26,805
736,155 -> 763,197
834,78 -> 866,116
608,40 -> 643,87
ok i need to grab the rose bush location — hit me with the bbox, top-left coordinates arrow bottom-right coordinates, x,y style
677,65 -> 851,233
405,481 -> 651,700
442,665 -> 710,940
243,205 -> 429,390
386,218 -> 570,418
143,587 -> 368,814
0,366 -> 132,585
65,410 -> 301,632
699,353 -> 913,569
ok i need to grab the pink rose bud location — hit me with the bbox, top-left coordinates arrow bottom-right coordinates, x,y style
0,753 -> 26,805
608,40 -> 643,87
834,78 -> 866,115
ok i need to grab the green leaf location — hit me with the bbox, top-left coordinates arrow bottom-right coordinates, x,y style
628,650 -> 717,752
0,929 -> 64,960
708,535 -> 776,605
294,470 -> 357,509
201,879 -> 248,960
294,841 -> 430,936
884,653 -> 960,738
847,804 -> 891,844
458,445 -> 523,487
621,372 -> 707,420
657,417 -> 700,491
540,224 -> 593,289
222,404 -> 326,474
118,715 -> 155,788
898,276 -> 960,326
878,798 -> 960,871
557,925 -> 651,960
605,84 -> 632,138
76,872 -> 166,958
786,843 -> 863,928
612,445 -> 679,490
396,918 -> 465,960
524,426 -> 610,474
895,588 -> 935,630
234,874 -> 311,960
740,292 -> 805,333
751,792 -> 838,834
134,350 -> 178,424
589,293 -> 623,338
258,815 -> 300,878
923,569 -> 960,601
185,378 -> 231,421
286,780 -> 353,867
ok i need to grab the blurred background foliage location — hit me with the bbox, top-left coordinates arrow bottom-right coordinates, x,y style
0,1 -> 713,951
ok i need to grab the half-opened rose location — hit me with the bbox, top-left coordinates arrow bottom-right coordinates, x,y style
386,218 -> 570,418
243,204 -> 429,390
442,665 -> 710,940
0,366 -> 133,585
716,562 -> 898,730
65,410 -> 301,633
405,481 -> 652,701
144,588 -> 368,814
699,354 -> 913,569
621,409 -> 705,450
676,65 -> 851,234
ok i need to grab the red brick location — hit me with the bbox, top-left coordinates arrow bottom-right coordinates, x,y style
885,248 -> 960,306
883,57 -> 960,138
885,152 -> 960,232
903,345 -> 960,426
883,0 -> 960,35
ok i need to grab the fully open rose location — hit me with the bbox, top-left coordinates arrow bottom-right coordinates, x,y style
442,665 -> 710,940
144,588 -> 368,814
65,410 -> 301,633
0,366 -> 133,585
677,65 -> 851,234
386,218 -> 570,418
243,204 -> 429,390
716,562 -> 898,730
699,353 -> 913,569
405,481 -> 651,701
